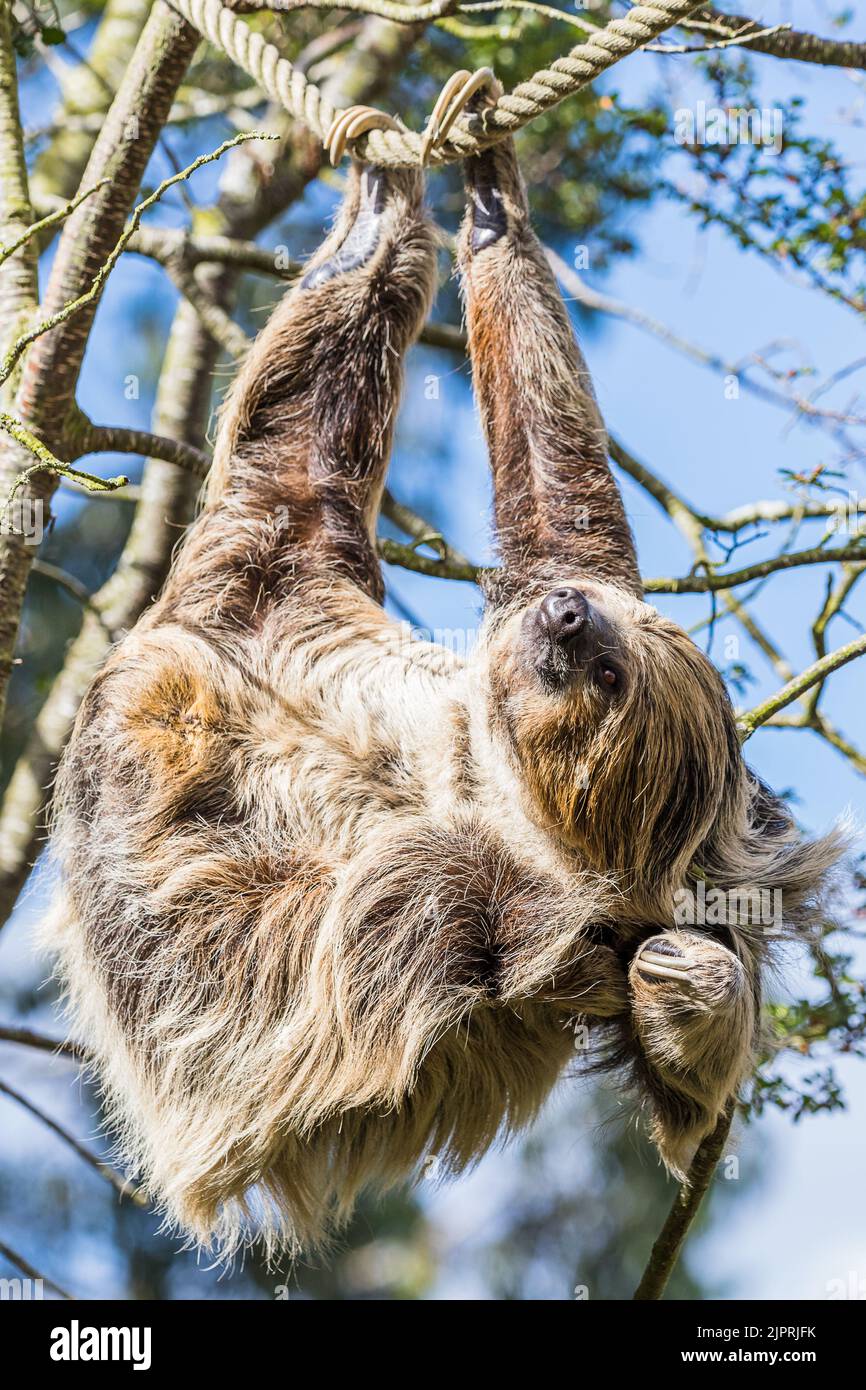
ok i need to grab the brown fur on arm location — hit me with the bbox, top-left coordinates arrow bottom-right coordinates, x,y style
458,136 -> 642,606
158,163 -> 437,627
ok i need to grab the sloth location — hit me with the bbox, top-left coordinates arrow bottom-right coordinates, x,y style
47,89 -> 842,1259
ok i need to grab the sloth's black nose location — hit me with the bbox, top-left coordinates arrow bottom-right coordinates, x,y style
539,587 -> 590,646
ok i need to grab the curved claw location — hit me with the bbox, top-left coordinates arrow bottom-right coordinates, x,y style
420,69 -> 470,165
633,936 -> 694,985
637,954 -> 693,984
420,67 -> 495,164
324,105 -> 401,167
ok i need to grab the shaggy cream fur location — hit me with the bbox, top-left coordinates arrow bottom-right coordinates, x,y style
46,138 -> 843,1260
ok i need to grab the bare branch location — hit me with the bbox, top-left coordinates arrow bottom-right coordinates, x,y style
127,224 -> 299,279
0,181 -> 109,267
0,0 -> 38,345
646,541 -> 866,594
0,1077 -> 146,1206
0,132 -> 276,393
0,412 -> 128,499
633,1107 -> 733,1299
0,0 -> 40,649
609,437 -> 709,554
682,9 -> 866,70
162,258 -> 252,358
378,536 -> 482,582
808,717 -> 866,775
31,561 -> 102,619
0,1024 -> 84,1061
29,0 -> 150,210
418,320 -> 466,352
547,249 -> 865,433
714,496 -> 866,534
803,565 -> 866,718
0,1239 -> 74,1299
611,436 -> 866,537
72,417 -> 212,478
649,20 -> 791,56
381,488 -> 474,567
739,634 -> 866,738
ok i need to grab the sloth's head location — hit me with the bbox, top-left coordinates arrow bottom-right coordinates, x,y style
483,578 -> 842,912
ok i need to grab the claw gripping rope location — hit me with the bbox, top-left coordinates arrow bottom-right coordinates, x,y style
167,0 -> 706,165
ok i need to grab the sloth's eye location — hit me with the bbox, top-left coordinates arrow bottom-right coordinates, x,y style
599,665 -> 618,690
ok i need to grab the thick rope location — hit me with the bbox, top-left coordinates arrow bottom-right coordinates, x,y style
168,0 -> 705,165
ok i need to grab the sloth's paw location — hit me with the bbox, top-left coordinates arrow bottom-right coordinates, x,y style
631,931 -> 748,1012
324,105 -> 402,166
628,931 -> 756,1179
304,118 -> 430,290
420,67 -> 498,163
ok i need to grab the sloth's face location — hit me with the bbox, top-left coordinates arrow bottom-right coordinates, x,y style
484,580 -> 744,892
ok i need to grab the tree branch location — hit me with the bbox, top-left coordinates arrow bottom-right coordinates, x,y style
0,0 -> 38,354
71,416 -> 212,478
0,180 -> 108,267
31,560 -> 104,620
0,1024 -> 84,1061
0,411 -> 129,498
0,1077 -> 145,1206
0,1239 -> 74,1299
682,8 -> 866,70
127,224 -> 299,278
547,249 -> 865,434
646,541 -> 866,594
0,0 -> 201,727
29,0 -> 150,210
162,257 -> 252,358
381,487 -> 476,570
649,19 -> 791,56
633,1107 -> 733,1300
738,634 -> 866,738
378,537 -> 482,582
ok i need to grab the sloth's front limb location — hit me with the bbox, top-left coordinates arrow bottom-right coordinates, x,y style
512,941 -> 630,1019
457,103 -> 642,606
628,930 -> 757,1177
163,151 -> 437,618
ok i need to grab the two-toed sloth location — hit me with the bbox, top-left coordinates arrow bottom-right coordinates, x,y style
47,107 -> 842,1259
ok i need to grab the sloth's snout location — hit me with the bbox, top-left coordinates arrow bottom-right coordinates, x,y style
521,585 -> 609,689
539,587 -> 590,647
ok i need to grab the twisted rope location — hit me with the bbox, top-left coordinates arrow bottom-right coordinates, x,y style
168,0 -> 705,164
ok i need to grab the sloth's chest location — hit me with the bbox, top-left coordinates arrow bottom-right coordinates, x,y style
228,712 -> 440,856
228,669 -> 472,852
